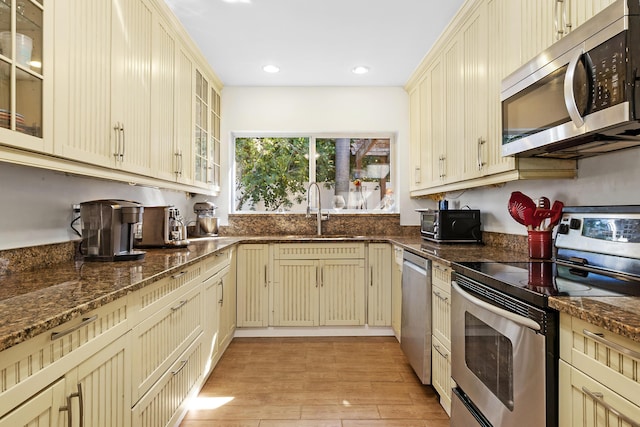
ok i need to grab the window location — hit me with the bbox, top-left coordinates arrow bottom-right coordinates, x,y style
234,135 -> 394,213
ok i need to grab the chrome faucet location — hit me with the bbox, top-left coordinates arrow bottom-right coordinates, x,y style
306,182 -> 326,235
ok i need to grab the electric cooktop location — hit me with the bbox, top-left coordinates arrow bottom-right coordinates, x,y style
452,261 -> 640,308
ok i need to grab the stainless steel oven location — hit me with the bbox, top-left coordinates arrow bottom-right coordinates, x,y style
450,205 -> 640,427
451,275 -> 555,427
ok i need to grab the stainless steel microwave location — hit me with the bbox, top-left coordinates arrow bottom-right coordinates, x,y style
418,209 -> 482,243
501,0 -> 640,159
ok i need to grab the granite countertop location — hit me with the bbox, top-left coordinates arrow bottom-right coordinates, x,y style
2,235 -> 639,352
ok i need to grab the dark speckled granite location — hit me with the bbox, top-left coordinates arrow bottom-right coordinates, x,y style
1,233 -> 639,352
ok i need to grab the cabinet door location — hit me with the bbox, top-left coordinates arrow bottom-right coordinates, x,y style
272,259 -> 319,326
432,263 -> 451,349
520,0 -> 555,64
174,47 -> 194,185
367,243 -> 392,327
320,258 -> 365,326
66,332 -> 131,427
408,85 -> 422,191
442,34 -> 464,184
484,0 -> 519,176
237,244 -> 270,327
218,257 -> 236,350
461,2 -> 489,180
391,246 -> 403,338
151,14 -> 179,182
202,267 -> 222,370
0,379 -> 65,427
567,0 -> 616,33
110,0 -> 153,176
52,0 -> 114,166
423,57 -> 445,188
432,336 -> 452,416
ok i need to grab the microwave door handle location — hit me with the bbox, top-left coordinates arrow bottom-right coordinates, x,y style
564,48 -> 586,128
452,281 -> 541,331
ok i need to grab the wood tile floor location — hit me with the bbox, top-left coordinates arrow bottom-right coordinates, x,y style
180,336 -> 450,427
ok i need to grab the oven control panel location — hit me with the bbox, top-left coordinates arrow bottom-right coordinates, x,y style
555,209 -> 640,260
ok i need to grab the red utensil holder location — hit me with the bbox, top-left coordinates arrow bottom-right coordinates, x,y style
528,230 -> 553,259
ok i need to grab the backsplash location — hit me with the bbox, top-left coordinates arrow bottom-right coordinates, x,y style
0,224 -> 527,275
221,213 -> 413,236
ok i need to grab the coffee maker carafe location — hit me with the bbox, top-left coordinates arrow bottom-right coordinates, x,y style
80,199 -> 146,261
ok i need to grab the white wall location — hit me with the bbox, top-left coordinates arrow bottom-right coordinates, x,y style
411,147 -> 640,236
219,86 -> 424,224
0,163 -> 200,250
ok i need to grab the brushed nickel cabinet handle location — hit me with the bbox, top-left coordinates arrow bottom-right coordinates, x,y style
434,290 -> 449,302
582,329 -> 640,360
581,386 -> 640,427
51,315 -> 98,341
171,271 -> 187,279
433,344 -> 449,359
172,359 -> 188,375
171,300 -> 188,311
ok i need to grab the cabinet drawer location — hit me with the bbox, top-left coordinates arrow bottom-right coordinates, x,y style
131,283 -> 203,403
274,243 -> 365,259
201,249 -> 230,278
560,314 -> 640,405
432,336 -> 452,416
432,261 -> 451,290
132,336 -> 204,427
560,360 -> 640,427
133,262 -> 203,323
432,281 -> 451,350
0,298 -> 129,417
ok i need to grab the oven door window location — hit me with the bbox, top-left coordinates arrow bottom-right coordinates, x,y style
464,312 -> 514,410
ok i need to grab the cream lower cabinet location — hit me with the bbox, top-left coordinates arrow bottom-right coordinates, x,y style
0,297 -> 131,426
391,245 -> 403,338
559,313 -> 640,427
271,243 -> 366,327
236,244 -> 270,327
431,261 -> 452,416
368,243 -> 392,327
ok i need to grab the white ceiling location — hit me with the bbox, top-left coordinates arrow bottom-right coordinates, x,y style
163,0 -> 465,87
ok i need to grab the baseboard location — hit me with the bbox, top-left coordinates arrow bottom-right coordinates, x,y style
233,325 -> 396,338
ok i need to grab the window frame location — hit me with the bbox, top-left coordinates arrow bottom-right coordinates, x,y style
231,131 -> 396,214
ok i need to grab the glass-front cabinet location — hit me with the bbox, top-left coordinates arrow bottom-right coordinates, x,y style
194,69 -> 221,191
0,0 -> 44,151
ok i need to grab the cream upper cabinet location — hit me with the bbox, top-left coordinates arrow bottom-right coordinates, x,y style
405,0 -> 577,198
193,70 -> 222,191
408,85 -> 422,190
520,0 -> 615,66
53,0 -> 153,176
0,0 -> 49,154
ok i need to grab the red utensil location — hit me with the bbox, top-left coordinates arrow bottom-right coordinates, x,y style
545,201 -> 564,230
508,192 -> 537,228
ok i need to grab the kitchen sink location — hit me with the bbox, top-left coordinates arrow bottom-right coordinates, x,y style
281,235 -> 367,240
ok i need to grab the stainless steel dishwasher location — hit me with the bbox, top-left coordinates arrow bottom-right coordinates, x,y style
400,250 -> 431,384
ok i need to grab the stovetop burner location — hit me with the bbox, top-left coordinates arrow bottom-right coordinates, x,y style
453,260 -> 640,308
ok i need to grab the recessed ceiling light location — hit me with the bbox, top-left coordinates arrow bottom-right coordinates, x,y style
263,65 -> 280,73
352,66 -> 370,75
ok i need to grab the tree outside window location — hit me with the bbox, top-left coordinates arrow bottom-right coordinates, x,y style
235,136 -> 393,212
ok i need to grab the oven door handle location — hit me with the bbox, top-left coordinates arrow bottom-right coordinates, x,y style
452,281 -> 541,331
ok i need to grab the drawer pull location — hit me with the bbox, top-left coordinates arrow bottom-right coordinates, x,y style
583,329 -> 640,360
434,290 -> 449,302
171,300 -> 188,311
51,315 -> 98,341
171,271 -> 188,279
171,359 -> 188,375
433,344 -> 449,359
581,386 -> 640,427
